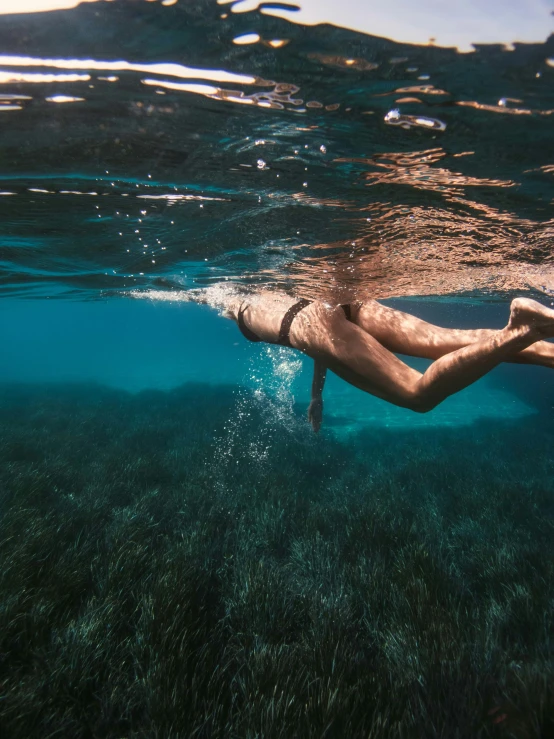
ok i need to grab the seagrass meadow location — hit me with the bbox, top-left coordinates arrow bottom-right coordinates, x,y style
0,382 -> 553,739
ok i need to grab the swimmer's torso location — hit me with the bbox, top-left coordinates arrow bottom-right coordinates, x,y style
236,292 -> 301,344
236,291 -> 361,350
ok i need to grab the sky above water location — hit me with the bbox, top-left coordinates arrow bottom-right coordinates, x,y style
3,0 -> 554,51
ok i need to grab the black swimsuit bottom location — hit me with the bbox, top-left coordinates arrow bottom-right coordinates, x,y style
237,299 -> 357,348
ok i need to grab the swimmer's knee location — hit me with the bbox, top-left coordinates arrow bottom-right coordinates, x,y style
406,391 -> 439,414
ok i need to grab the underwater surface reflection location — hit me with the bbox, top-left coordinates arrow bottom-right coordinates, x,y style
1,2 -> 554,737
0,0 -> 552,300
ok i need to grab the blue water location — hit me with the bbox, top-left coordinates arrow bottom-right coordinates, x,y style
1,3 -> 554,736
1,0 -> 553,430
2,295 -> 551,435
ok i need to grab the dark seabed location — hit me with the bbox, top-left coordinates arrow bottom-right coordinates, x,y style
1,1 -> 554,737
1,381 -> 554,738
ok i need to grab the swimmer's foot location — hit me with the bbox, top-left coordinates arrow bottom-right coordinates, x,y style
508,297 -> 554,338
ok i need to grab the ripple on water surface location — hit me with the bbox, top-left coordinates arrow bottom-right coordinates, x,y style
0,0 -> 552,300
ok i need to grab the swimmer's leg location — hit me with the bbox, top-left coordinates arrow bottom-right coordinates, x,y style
354,299 -> 554,368
305,299 -> 554,413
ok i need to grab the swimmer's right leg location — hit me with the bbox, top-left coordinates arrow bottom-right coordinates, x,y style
303,298 -> 554,413
354,299 -> 554,368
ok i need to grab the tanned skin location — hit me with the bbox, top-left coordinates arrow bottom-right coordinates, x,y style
225,292 -> 554,432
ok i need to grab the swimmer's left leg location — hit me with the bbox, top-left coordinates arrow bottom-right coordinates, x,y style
353,299 -> 554,367
296,298 -> 554,413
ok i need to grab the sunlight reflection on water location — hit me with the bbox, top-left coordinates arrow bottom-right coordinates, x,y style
0,0 -> 552,301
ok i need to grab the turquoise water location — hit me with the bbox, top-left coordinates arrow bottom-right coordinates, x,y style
1,1 -> 554,737
2,296 -> 551,432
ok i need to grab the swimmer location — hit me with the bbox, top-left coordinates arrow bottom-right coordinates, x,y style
215,290 -> 554,432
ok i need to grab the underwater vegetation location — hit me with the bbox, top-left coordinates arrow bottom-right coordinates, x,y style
0,382 -> 553,738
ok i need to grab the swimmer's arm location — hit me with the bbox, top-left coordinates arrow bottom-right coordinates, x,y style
308,360 -> 326,433
312,360 -> 327,397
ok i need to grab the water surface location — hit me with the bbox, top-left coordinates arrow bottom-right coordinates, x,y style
0,0 -> 553,300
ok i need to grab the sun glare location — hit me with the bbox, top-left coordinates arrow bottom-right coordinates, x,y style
0,0 -> 103,14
